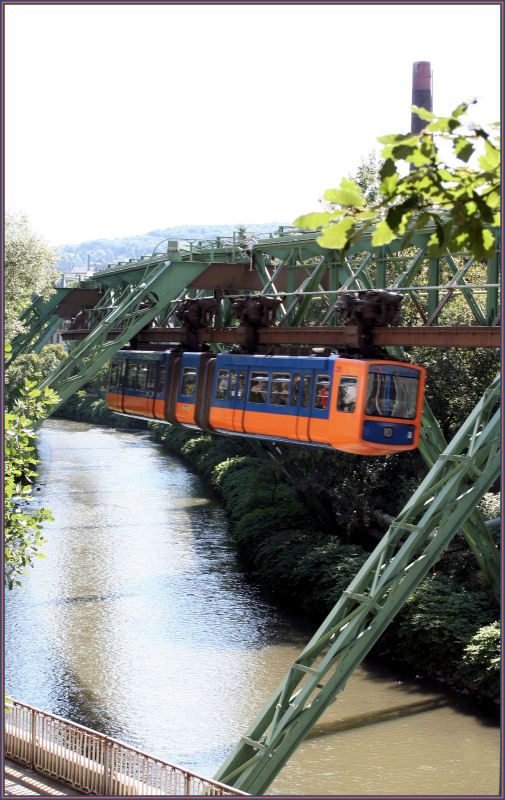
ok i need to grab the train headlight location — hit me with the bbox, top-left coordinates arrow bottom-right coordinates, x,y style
383,426 -> 393,438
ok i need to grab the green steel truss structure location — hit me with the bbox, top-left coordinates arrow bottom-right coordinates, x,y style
215,374 -> 500,793
8,223 -> 501,794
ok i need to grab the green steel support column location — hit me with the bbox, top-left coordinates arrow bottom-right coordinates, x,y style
7,289 -> 72,365
32,316 -> 63,352
444,253 -> 486,325
287,249 -> 500,610
339,252 -> 373,292
285,255 -> 299,325
375,247 -> 387,289
427,258 -> 440,322
215,376 -> 500,795
486,246 -> 500,323
390,249 -> 426,298
261,256 -> 288,295
326,255 -> 340,326
222,296 -> 233,327
254,252 -> 287,317
38,260 -> 212,412
289,256 -> 328,327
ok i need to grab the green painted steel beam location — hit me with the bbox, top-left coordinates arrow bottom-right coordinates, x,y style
7,289 -> 71,365
32,316 -> 63,353
287,255 -> 328,326
38,259 -> 213,412
486,241 -> 500,323
9,221 -> 499,795
215,376 -> 500,795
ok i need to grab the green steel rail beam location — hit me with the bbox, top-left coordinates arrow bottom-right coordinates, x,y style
38,259 -> 213,411
9,223 -> 500,365
9,223 -> 500,794
12,225 -> 497,593
7,289 -> 72,365
215,375 -> 500,795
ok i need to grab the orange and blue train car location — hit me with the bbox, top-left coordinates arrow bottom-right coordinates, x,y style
106,350 -> 426,455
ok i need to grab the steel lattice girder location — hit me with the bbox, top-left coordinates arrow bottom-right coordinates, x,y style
215,375 -> 501,795
7,289 -> 73,365
38,259 -> 214,410
9,223 -> 500,364
16,226 -> 498,590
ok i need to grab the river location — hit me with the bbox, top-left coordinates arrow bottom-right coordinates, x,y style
5,420 -> 500,796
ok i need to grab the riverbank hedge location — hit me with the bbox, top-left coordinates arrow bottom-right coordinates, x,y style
150,423 -> 499,706
55,395 -> 500,706
55,391 -> 147,430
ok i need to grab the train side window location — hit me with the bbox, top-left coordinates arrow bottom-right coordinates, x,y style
337,376 -> 358,412
216,369 -> 229,400
146,365 -> 157,392
156,365 -> 166,394
237,370 -> 246,399
137,364 -> 148,391
249,372 -> 268,404
126,362 -> 138,390
229,369 -> 237,398
315,374 -> 330,409
109,363 -> 119,389
291,373 -> 301,405
269,373 -> 291,405
119,359 -> 126,386
181,367 -> 196,397
301,374 -> 312,408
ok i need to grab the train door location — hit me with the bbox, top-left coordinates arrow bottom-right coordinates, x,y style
295,371 -> 313,442
231,368 -> 247,431
145,362 -> 157,418
308,371 -> 332,444
153,360 -> 167,420
165,353 -> 181,424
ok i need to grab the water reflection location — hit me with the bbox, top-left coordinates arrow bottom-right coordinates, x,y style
5,420 -> 499,795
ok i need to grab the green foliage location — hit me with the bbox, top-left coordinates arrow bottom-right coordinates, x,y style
5,344 -> 68,408
278,445 -> 423,535
478,493 -> 500,522
4,382 -> 59,589
411,346 -> 499,439
459,622 -> 500,702
348,150 -> 385,206
56,393 -> 144,429
295,101 -> 500,261
378,575 -> 497,678
114,418 -> 501,701
5,211 -> 59,339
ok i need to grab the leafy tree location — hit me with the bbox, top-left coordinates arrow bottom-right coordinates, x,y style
5,211 -> 59,340
410,345 -> 499,440
348,150 -> 384,206
294,101 -> 500,260
4,380 -> 59,589
4,344 -> 68,408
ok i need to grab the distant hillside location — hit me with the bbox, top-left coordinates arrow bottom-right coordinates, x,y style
57,222 -> 286,272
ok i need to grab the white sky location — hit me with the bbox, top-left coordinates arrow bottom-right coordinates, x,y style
4,2 -> 502,247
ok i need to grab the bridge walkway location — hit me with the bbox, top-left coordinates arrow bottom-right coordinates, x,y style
4,759 -> 84,796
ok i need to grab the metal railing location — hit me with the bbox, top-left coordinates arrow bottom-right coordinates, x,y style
5,700 -> 248,796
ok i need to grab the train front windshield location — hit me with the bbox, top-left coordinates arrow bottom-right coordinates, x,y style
365,368 -> 420,420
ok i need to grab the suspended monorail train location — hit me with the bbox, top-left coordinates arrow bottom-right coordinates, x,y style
106,350 -> 426,455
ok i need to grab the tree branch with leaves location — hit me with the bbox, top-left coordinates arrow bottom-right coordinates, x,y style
294,101 -> 500,260
4,379 -> 59,589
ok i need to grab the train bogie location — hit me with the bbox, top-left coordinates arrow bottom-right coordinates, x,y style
106,350 -> 425,455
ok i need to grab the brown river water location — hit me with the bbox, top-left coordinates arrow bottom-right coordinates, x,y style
5,420 -> 500,796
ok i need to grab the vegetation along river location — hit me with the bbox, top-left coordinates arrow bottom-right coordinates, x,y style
6,420 -> 499,796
